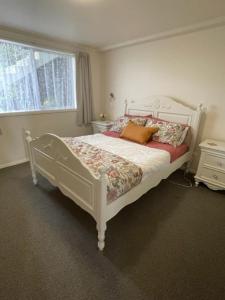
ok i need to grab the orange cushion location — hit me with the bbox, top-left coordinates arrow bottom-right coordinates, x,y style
120,121 -> 158,144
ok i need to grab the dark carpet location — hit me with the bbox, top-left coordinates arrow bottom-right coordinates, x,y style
0,163 -> 225,300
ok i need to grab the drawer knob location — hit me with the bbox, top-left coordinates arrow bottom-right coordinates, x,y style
212,174 -> 218,180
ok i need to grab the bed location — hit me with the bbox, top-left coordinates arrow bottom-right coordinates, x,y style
25,96 -> 203,250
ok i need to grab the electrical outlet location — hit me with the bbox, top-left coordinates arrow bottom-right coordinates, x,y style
0,128 -> 3,135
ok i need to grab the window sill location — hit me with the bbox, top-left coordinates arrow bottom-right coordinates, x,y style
0,108 -> 77,118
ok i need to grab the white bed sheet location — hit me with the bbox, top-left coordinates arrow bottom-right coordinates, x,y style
75,134 -> 171,180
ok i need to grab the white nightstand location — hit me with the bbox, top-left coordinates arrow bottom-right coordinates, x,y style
91,120 -> 113,134
195,139 -> 225,190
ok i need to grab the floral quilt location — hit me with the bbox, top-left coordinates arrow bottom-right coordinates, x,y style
62,137 -> 143,203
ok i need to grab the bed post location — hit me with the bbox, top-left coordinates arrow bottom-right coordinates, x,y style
96,170 -> 107,251
25,130 -> 38,185
185,103 -> 204,173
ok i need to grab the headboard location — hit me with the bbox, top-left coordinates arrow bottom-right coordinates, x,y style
124,96 -> 204,159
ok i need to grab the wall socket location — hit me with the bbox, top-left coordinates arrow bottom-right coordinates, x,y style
0,128 -> 3,135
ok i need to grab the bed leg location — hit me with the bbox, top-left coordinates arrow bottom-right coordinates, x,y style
31,167 -> 38,185
96,222 -> 107,251
185,161 -> 191,174
195,180 -> 199,187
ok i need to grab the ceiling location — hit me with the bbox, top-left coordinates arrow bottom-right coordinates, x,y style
0,0 -> 225,49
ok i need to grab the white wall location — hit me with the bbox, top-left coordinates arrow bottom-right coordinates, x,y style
103,26 -> 225,170
0,111 -> 90,168
2,25 -> 225,171
0,39 -> 103,168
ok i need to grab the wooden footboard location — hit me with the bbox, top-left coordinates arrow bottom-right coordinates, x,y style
24,97 -> 203,251
25,130 -> 191,251
25,131 -> 107,250
25,130 -> 192,252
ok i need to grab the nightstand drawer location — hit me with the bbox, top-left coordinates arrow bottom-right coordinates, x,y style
200,167 -> 225,186
92,124 -> 108,133
204,153 -> 225,171
195,139 -> 225,190
92,121 -> 113,134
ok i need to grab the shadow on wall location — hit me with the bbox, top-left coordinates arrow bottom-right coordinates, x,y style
198,104 -> 218,142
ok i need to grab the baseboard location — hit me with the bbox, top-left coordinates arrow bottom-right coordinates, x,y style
0,158 -> 29,169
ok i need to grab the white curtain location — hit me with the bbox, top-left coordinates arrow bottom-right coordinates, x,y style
0,41 -> 75,113
76,51 -> 93,125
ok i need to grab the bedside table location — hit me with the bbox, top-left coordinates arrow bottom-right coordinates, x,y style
91,120 -> 113,134
195,139 -> 225,190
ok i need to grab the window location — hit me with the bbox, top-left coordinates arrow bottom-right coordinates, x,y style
0,40 -> 76,114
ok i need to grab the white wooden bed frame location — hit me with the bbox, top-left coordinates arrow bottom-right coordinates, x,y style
25,96 -> 203,250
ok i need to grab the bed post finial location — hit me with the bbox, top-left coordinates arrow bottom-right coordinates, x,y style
197,103 -> 207,115
197,103 -> 204,112
25,130 -> 32,143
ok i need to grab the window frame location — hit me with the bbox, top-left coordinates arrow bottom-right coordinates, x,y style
0,39 -> 77,117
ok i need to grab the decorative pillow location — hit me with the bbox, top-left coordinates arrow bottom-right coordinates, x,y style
111,116 -> 147,132
129,117 -> 148,126
145,118 -> 189,147
120,121 -> 158,144
110,116 -> 127,132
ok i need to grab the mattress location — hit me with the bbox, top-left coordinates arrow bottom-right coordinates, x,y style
103,131 -> 189,162
74,133 -> 171,181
